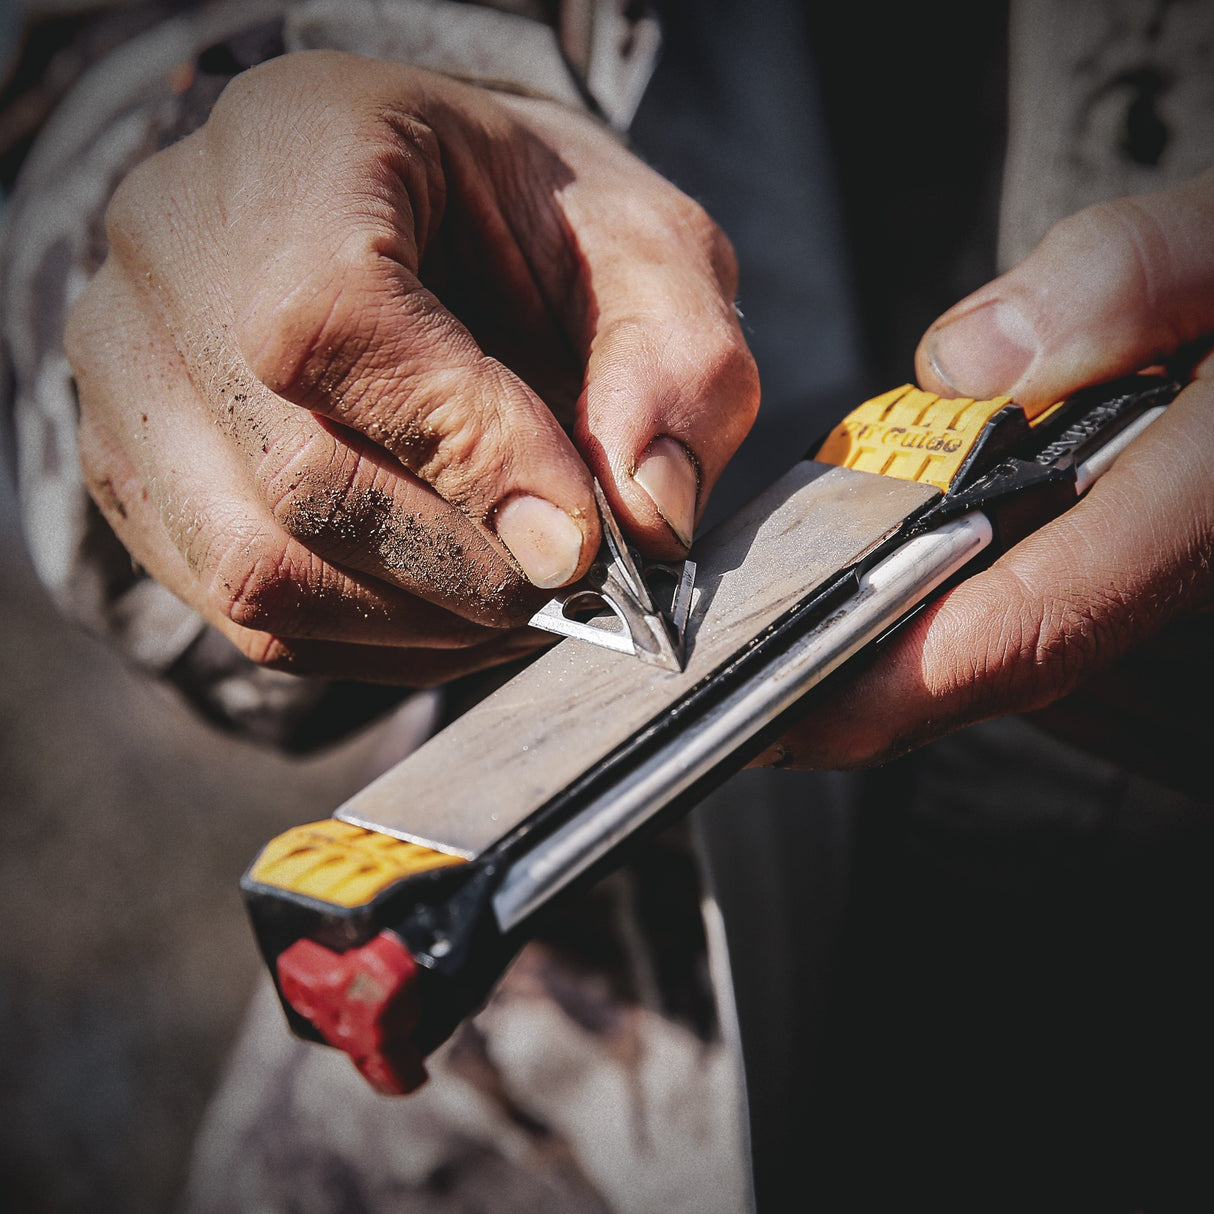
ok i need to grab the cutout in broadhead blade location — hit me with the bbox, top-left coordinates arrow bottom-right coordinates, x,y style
528,480 -> 694,671
527,596 -> 636,655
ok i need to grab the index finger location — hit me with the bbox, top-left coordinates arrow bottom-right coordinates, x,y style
505,98 -> 760,556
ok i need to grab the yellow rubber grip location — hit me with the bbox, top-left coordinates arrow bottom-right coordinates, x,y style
248,820 -> 465,908
815,385 -> 1013,492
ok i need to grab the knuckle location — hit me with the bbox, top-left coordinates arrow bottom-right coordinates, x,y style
238,250 -> 365,403
207,53 -> 325,136
208,59 -> 269,122
239,233 -> 405,410
1044,200 -> 1175,331
413,403 -> 488,489
707,331 -> 761,428
669,323 -> 759,453
102,142 -> 188,264
388,375 -> 505,504
267,436 -> 368,543
216,49 -> 346,103
79,444 -> 136,529
63,287 -> 100,376
374,399 -> 452,480
1049,203 -> 1142,281
102,160 -> 155,257
703,220 -> 740,297
64,262 -> 145,387
666,193 -> 739,295
78,436 -> 118,497
212,540 -> 308,634
370,104 -> 444,214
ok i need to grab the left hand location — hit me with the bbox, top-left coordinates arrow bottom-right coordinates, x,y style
760,168 -> 1214,771
64,54 -> 758,686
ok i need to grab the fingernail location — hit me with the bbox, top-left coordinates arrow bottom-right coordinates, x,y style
633,437 -> 698,548
926,300 -> 1039,398
495,494 -> 584,589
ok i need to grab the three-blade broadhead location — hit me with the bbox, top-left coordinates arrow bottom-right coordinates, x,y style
528,481 -> 695,672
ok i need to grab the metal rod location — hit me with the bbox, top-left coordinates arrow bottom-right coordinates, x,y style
1073,405 -> 1165,493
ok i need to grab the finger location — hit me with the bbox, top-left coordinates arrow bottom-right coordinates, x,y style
505,99 -> 760,555
915,168 -> 1214,413
68,275 -> 513,649
70,257 -> 537,629
232,628 -> 552,686
77,410 -> 506,652
236,404 -> 540,628
103,115 -> 591,600
577,304 -> 759,557
763,375 -> 1214,769
202,57 -> 599,588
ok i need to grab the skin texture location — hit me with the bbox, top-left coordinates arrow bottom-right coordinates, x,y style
65,52 -> 758,685
761,168 -> 1214,772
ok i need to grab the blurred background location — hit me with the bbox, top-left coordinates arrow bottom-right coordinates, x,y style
0,406 -> 404,1211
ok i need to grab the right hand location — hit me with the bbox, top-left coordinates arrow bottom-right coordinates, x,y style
65,51 -> 758,685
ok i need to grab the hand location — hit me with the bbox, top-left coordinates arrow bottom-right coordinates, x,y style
65,51 -> 757,685
761,168 -> 1214,772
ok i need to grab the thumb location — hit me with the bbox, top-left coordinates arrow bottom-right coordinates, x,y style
916,168 -> 1214,415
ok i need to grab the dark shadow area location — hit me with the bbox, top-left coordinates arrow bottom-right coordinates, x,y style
0,471 -> 413,1212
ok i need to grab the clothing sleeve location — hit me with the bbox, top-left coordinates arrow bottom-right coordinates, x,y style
0,0 -> 660,747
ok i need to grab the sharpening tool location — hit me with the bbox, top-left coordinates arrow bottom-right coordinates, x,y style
241,373 -> 1180,1095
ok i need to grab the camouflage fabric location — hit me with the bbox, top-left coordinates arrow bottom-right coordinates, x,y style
998,0 -> 1214,268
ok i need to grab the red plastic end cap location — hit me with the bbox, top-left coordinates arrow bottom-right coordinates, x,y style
276,932 -> 429,1095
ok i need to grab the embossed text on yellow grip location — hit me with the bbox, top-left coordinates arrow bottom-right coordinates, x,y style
815,385 -> 1012,492
249,820 -> 466,908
